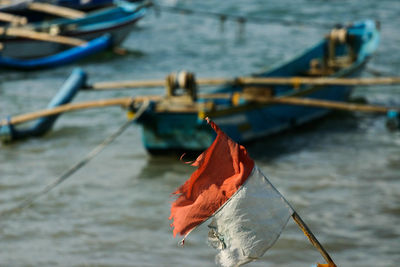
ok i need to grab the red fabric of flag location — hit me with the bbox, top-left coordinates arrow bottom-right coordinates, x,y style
169,118 -> 254,237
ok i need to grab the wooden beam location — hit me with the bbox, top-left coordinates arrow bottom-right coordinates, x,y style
2,92 -> 398,127
0,98 -> 132,126
0,12 -> 27,25
0,96 -> 161,126
0,27 -> 87,46
28,2 -> 85,19
238,76 -> 400,86
87,76 -> 400,90
263,96 -> 396,113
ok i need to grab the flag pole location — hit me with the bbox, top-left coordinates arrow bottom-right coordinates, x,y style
291,212 -> 337,267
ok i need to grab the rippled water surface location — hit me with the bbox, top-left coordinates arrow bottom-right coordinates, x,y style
0,0 -> 399,266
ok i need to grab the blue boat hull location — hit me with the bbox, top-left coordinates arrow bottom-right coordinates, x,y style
0,1 -> 146,64
0,35 -> 111,69
139,82 -> 358,153
135,20 -> 380,153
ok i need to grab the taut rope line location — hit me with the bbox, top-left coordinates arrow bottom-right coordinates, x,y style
0,99 -> 149,219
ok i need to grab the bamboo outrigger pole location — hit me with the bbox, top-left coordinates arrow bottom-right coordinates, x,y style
27,2 -> 86,19
87,76 -> 400,90
1,94 -> 397,128
0,12 -> 27,25
86,78 -> 229,90
238,76 -> 400,86
259,96 -> 397,113
0,96 -> 161,127
0,98 -> 133,127
0,27 -> 87,46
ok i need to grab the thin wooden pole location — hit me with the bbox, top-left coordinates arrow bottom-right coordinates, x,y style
88,78 -> 231,90
239,76 -> 400,86
87,76 -> 400,90
151,94 -> 397,114
0,12 -> 27,25
0,98 -> 132,126
0,27 -> 87,46
292,212 -> 336,266
265,96 -> 396,113
2,92 -> 397,127
89,80 -> 167,90
28,2 -> 86,19
0,96 -> 160,127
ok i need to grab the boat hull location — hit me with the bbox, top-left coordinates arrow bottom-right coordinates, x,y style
0,35 -> 111,69
139,78 -> 360,153
135,20 -> 380,154
0,3 -> 145,59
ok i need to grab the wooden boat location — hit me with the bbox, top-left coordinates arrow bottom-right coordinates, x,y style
0,20 -> 382,146
0,1 -> 147,69
129,20 -> 380,154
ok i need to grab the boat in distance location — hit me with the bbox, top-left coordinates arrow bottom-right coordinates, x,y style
130,20 -> 380,154
0,1 -> 147,69
0,20 -> 381,153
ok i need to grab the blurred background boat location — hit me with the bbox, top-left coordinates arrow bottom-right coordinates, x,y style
131,20 -> 380,154
0,1 -> 148,69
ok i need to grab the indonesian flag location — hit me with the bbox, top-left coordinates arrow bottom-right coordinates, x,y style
169,118 -> 294,266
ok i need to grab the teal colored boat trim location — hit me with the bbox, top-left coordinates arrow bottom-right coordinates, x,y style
64,6 -> 146,34
0,68 -> 86,142
36,1 -> 146,31
53,0 -> 138,10
386,110 -> 400,130
133,20 -> 380,154
0,35 -> 111,69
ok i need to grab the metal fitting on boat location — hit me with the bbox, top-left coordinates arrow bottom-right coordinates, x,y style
0,119 -> 14,143
165,71 -> 197,101
49,25 -> 60,36
329,28 -> 347,43
386,110 -> 400,131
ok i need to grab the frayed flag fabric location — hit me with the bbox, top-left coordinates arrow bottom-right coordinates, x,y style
207,165 -> 294,266
169,118 -> 295,266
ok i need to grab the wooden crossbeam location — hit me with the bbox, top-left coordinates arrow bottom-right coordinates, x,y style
28,2 -> 86,19
0,27 -> 87,46
87,76 -> 400,90
0,12 -> 27,25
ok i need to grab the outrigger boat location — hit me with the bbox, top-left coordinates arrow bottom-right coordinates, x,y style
0,20 -> 382,152
0,1 -> 147,69
129,19 -> 380,154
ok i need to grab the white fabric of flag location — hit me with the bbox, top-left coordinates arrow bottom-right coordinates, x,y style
207,165 -> 294,267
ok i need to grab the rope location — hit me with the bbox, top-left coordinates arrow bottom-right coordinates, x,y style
0,99 -> 149,219
151,3 -> 334,28
366,67 -> 398,77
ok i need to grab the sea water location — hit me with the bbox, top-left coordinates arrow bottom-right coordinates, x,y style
0,0 -> 399,266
